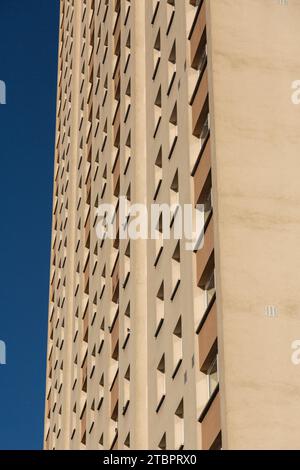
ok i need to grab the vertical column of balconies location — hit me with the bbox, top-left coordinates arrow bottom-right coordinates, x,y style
80,0 -> 96,448
189,0 -> 221,451
146,0 -> 198,450
117,0 -> 132,449
82,0 -> 100,448
76,0 -> 90,449
109,0 -> 121,450
87,0 -> 117,450
65,0 -> 95,450
45,0 -> 75,450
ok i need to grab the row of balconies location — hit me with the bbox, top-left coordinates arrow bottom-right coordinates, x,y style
111,13 -> 125,444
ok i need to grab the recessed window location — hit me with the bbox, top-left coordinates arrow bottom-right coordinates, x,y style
156,355 -> 166,412
204,270 -> 215,309
207,355 -> 218,398
167,42 -> 176,93
174,399 -> 184,449
168,104 -> 178,158
172,316 -> 182,378
123,366 -> 130,415
124,432 -> 130,448
154,147 -> 163,201
155,282 -> 164,336
171,243 -> 181,300
158,432 -> 166,450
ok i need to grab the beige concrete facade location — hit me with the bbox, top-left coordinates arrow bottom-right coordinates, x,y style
207,0 -> 300,450
45,0 -> 300,450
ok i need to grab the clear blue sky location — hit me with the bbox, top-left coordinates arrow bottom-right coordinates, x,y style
0,0 -> 59,449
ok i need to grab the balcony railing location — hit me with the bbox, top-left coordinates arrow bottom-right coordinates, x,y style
200,114 -> 210,147
199,385 -> 221,450
189,0 -> 206,68
191,68 -> 209,137
198,45 -> 207,76
110,369 -> 119,421
196,213 -> 214,288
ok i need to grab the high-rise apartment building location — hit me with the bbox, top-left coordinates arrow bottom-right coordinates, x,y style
45,0 -> 300,450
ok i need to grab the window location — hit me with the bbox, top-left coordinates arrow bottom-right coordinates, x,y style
171,242 -> 180,300
207,355 -> 218,398
152,0 -> 160,25
155,282 -> 164,336
174,399 -> 184,449
154,147 -> 162,200
123,366 -> 130,415
167,42 -> 176,94
153,30 -> 161,80
158,433 -> 166,450
156,354 -> 166,412
204,270 -> 215,309
123,302 -> 131,349
98,373 -> 104,410
170,170 -> 179,220
124,432 -> 130,448
203,188 -> 212,225
169,103 -> 178,158
199,112 -> 210,148
166,1 -> 175,35
154,87 -> 162,137
123,241 -> 130,288
172,316 -> 182,377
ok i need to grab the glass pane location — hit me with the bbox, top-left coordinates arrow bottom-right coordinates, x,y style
208,357 -> 218,397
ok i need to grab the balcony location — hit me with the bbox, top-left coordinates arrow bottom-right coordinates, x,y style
111,256 -> 119,303
113,114 -> 120,153
82,359 -> 87,392
197,294 -> 217,372
85,201 -> 91,241
84,263 -> 89,296
81,405 -> 87,445
199,386 -> 221,450
112,152 -> 120,197
191,67 -> 209,137
189,0 -> 206,68
113,10 -> 120,43
113,52 -> 120,85
110,314 -> 119,360
115,73 -> 120,98
46,397 -> 51,419
113,104 -> 120,143
83,312 -> 89,343
196,213 -> 214,288
174,416 -> 184,450
110,370 -> 119,421
111,432 -> 118,450
193,134 -> 211,205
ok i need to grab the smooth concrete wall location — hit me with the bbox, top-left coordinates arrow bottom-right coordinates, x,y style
207,0 -> 300,449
